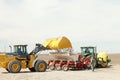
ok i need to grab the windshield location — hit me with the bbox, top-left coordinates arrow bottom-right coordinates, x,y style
14,45 -> 27,54
81,47 -> 94,54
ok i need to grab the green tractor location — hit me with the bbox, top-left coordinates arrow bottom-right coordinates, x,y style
80,46 -> 111,68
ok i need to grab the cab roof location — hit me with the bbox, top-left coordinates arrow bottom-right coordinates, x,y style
80,46 -> 96,48
14,44 -> 27,46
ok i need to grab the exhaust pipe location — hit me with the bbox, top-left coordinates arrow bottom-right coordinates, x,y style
9,45 -> 12,52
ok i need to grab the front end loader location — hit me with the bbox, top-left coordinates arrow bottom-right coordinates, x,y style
0,44 -> 47,73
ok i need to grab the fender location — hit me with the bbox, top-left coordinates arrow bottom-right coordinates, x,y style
32,59 -> 39,67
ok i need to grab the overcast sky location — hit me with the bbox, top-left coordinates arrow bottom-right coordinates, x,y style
0,0 -> 120,53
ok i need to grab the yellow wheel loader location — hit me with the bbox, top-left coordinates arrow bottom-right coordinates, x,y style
0,44 -> 48,73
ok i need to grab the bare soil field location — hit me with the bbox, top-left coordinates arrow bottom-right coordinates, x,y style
0,54 -> 120,80
108,54 -> 120,65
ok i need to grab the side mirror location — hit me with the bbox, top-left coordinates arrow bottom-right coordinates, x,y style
9,45 -> 12,52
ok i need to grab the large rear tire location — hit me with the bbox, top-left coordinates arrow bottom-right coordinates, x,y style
8,60 -> 21,73
34,60 -> 47,72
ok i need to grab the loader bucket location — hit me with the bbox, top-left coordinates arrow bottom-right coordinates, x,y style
42,36 -> 72,50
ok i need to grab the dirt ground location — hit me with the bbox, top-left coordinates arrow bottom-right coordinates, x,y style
108,54 -> 120,65
0,54 -> 120,80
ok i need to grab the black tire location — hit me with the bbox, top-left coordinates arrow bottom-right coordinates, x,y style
34,60 -> 47,72
62,65 -> 69,71
29,67 -> 36,72
8,60 -> 21,73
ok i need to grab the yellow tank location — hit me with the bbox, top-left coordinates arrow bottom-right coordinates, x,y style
97,52 -> 108,62
42,36 -> 72,50
97,52 -> 108,67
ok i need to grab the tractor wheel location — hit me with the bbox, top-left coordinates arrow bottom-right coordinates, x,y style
29,67 -> 36,72
55,65 -> 62,71
34,60 -> 47,72
101,62 -> 108,68
62,65 -> 69,71
49,65 -> 55,70
8,60 -> 21,73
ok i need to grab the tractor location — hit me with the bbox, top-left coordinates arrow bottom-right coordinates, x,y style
80,46 -> 111,68
0,44 -> 48,73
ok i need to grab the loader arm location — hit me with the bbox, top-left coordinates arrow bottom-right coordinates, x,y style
29,44 -> 49,55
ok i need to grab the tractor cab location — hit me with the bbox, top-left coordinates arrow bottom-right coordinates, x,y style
80,46 -> 97,57
14,45 -> 28,58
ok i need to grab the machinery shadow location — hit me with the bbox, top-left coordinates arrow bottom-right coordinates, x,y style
63,64 -> 113,72
1,65 -> 112,74
2,70 -> 51,74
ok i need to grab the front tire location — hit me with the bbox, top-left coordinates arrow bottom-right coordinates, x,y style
8,60 -> 21,73
34,60 -> 47,72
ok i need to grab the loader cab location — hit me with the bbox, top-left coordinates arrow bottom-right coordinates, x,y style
14,45 -> 28,58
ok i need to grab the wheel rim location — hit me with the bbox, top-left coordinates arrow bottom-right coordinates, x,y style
39,63 -> 45,71
12,64 -> 19,71
57,66 -> 61,70
50,66 -> 55,70
64,67 -> 67,70
64,66 -> 68,71
57,67 -> 61,70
